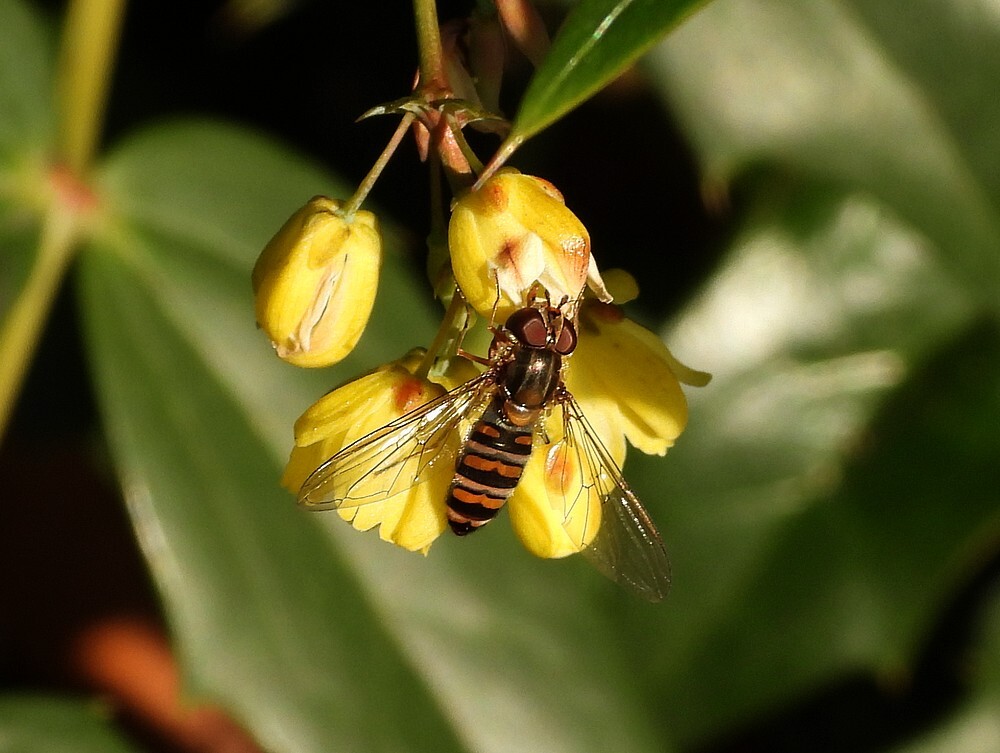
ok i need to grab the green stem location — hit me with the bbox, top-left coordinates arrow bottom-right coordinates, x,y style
341,112 -> 416,218
417,290 -> 470,378
0,206 -> 79,442
444,113 -> 484,176
474,134 -> 522,190
413,0 -> 447,91
0,0 -> 125,442
57,0 -> 126,175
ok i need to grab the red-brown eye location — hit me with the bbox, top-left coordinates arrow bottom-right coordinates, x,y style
507,309 -> 549,348
506,308 -> 548,347
554,319 -> 577,355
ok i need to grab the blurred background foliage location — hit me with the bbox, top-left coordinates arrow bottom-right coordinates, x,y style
1,0 -> 998,752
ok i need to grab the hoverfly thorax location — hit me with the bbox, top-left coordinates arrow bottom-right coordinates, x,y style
496,305 -> 577,422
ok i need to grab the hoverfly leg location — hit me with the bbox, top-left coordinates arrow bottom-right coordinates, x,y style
431,292 -> 488,368
487,272 -> 503,328
456,347 -> 493,367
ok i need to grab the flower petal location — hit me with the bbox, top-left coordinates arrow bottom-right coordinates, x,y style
449,169 -> 590,319
573,302 -> 704,456
283,353 -> 454,552
508,409 -> 603,559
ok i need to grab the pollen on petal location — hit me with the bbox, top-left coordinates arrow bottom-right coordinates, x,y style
394,376 -> 429,413
483,179 -> 509,211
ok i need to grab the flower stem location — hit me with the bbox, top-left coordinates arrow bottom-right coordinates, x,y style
445,114 -> 484,176
417,290 -> 470,378
341,112 -> 416,219
0,0 -> 125,443
57,0 -> 126,176
0,206 -> 79,443
474,134 -> 522,190
413,0 -> 447,91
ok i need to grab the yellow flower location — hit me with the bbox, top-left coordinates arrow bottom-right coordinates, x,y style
252,196 -> 381,368
568,295 -> 711,458
283,351 -> 467,553
506,406 -> 617,559
449,169 -> 592,319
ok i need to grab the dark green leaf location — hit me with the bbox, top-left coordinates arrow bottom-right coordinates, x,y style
610,2 -> 1000,742
0,208 -> 41,329
79,120 -> 668,753
618,187 -> 999,745
509,0 -> 707,144
0,696 -> 137,753
647,0 -> 1000,310
80,121 -> 463,753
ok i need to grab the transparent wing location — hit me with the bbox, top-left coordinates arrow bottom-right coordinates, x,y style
299,371 -> 497,510
557,395 -> 672,602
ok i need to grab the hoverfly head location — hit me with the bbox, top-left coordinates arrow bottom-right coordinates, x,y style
504,302 -> 578,356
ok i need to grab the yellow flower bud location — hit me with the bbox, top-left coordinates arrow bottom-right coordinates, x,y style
449,169 -> 591,319
252,196 -> 381,368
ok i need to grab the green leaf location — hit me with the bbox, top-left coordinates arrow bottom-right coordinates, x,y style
0,696 -> 138,753
79,120 -> 668,753
79,121 -> 463,753
614,3 -> 1000,743
0,207 -> 41,329
509,0 -> 707,144
647,0 -> 1000,310
617,194 -> 999,746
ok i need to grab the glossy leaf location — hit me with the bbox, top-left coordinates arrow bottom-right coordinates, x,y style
509,0 -> 707,144
0,696 -> 137,753
79,120 -> 667,753
647,0 -> 1000,310
598,0 -> 1000,743
610,186 -> 1000,745
79,122 -> 465,753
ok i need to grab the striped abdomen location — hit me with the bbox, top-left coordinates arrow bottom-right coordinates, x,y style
447,396 -> 534,535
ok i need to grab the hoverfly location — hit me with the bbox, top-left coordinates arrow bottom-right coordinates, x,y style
298,296 -> 671,601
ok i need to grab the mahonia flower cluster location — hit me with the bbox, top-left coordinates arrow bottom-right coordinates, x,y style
253,166 -> 709,560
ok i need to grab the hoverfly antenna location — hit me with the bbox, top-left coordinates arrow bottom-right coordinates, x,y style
524,282 -> 543,309
546,304 -> 578,355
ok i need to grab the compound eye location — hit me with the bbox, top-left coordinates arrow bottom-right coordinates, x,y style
506,308 -> 548,347
554,319 -> 577,355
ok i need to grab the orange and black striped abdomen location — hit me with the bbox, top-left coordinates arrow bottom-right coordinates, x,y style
447,398 -> 534,536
